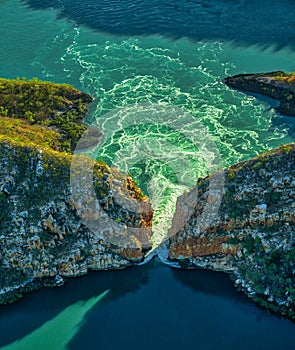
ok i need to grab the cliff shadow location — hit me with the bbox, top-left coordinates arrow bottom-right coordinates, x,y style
224,89 -> 295,140
172,267 -> 250,305
271,114 -> 295,140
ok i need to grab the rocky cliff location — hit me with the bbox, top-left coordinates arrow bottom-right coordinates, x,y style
0,78 -> 152,303
224,71 -> 295,116
167,143 -> 295,320
1,77 -> 295,322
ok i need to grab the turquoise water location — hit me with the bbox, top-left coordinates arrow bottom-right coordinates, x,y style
2,0 -> 295,245
0,290 -> 110,350
1,0 -> 295,348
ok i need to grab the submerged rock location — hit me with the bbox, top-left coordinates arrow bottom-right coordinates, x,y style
167,143 -> 295,320
224,71 -> 295,116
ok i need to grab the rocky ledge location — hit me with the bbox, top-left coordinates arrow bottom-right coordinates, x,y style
0,78 -> 153,304
224,71 -> 295,116
167,143 -> 295,320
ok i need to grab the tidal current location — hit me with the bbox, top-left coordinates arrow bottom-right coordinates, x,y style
0,0 -> 295,348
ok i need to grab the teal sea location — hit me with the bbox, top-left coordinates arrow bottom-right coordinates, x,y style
0,0 -> 295,348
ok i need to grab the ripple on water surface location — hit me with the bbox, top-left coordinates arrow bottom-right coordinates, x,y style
1,0 -> 295,244
1,1 -> 295,349
60,31 -> 295,244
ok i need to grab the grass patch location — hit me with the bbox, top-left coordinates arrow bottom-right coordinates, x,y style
0,77 -> 93,151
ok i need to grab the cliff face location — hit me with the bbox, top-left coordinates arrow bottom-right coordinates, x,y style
0,78 -> 153,303
167,144 -> 295,320
0,141 -> 152,303
224,71 -> 295,116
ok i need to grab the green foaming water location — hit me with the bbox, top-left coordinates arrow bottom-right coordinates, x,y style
0,1 -> 295,348
1,0 -> 295,246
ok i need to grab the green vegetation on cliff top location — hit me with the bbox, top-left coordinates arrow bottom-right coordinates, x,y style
273,71 -> 295,83
0,77 -> 93,152
0,116 -> 63,152
0,78 -> 150,305
0,77 -> 147,202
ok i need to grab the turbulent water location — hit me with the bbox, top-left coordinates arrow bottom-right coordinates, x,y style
1,0 -> 295,348
2,0 -> 295,246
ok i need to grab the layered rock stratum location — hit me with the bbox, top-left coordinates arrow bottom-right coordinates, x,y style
167,139 -> 295,320
167,72 -> 295,319
1,75 -> 295,322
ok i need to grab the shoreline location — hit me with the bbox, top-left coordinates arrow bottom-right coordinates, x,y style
224,71 -> 295,116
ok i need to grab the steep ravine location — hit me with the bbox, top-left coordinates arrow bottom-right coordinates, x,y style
1,76 -> 295,322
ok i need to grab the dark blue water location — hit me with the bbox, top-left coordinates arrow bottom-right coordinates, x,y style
23,0 -> 295,49
0,260 -> 295,350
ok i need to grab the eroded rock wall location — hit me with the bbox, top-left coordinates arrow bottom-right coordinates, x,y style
167,143 -> 295,319
0,141 -> 153,303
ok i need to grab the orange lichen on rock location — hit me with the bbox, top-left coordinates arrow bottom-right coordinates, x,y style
170,236 -> 240,259
119,248 -> 143,261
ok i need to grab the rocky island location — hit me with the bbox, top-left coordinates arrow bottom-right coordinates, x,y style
224,71 -> 295,116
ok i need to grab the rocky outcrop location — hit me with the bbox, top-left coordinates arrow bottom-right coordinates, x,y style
224,71 -> 295,116
167,143 -> 295,320
0,140 -> 152,303
0,78 -> 153,304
